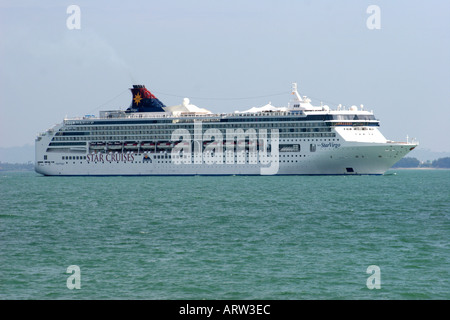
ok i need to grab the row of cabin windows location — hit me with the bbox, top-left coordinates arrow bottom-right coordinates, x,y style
53,132 -> 337,141
62,126 -> 332,136
62,122 -> 329,132
62,156 -> 87,160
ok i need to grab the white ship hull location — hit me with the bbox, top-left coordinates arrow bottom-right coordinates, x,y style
35,139 -> 415,176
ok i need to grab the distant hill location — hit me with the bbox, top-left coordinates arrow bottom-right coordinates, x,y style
432,157 -> 450,168
392,157 -> 450,169
408,148 -> 450,162
0,162 -> 34,171
391,157 -> 420,168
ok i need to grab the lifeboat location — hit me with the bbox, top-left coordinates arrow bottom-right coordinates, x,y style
90,142 -> 105,150
174,141 -> 190,148
157,142 -> 172,149
236,140 -> 247,148
124,142 -> 139,150
223,141 -> 235,149
141,142 -> 155,150
203,141 -> 223,148
107,142 -> 122,150
236,140 -> 258,148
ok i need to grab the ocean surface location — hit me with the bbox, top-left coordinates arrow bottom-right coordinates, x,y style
1,169 -> 449,300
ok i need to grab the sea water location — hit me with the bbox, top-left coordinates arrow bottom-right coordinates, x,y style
0,170 -> 448,299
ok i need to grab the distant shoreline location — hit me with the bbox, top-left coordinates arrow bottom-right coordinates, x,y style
0,162 -> 34,172
389,167 -> 450,170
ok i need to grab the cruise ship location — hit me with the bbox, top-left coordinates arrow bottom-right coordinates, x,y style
35,83 -> 417,176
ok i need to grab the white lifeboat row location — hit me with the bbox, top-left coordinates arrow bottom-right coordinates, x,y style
90,141 -> 160,150
89,141 -> 174,150
89,140 -> 265,150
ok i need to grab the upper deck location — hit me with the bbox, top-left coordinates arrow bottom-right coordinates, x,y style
63,109 -> 379,128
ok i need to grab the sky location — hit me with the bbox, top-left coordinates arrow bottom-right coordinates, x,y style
0,0 -> 449,153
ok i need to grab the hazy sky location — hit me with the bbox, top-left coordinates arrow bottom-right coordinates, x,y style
1,0 -> 449,152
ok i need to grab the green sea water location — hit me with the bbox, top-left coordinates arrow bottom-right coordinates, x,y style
1,170 -> 449,300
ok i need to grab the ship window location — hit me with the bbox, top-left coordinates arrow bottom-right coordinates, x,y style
346,168 -> 354,173
44,155 -> 47,160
